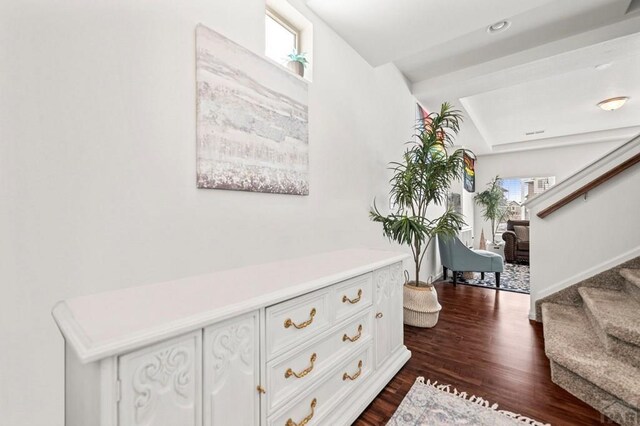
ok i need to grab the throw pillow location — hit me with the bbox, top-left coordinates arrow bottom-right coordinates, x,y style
513,225 -> 530,242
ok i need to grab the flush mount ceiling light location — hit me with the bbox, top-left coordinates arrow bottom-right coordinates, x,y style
487,20 -> 511,34
595,63 -> 612,71
597,96 -> 629,111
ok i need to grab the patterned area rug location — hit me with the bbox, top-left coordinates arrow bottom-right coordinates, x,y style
387,377 -> 550,426
452,263 -> 530,294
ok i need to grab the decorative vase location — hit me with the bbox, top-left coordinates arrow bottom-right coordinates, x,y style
287,61 -> 304,77
403,279 -> 442,328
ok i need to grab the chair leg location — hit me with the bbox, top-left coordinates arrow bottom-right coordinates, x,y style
443,266 -> 448,280
453,272 -> 457,287
495,272 -> 500,287
481,272 -> 485,280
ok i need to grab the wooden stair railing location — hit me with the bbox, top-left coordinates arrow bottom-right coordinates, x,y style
538,151 -> 640,219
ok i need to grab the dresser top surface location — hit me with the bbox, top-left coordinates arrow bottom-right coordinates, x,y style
53,248 -> 408,363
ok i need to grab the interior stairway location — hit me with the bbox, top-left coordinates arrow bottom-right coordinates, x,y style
541,266 -> 640,426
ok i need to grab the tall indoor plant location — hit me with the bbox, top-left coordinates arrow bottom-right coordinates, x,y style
474,176 -> 508,244
370,103 -> 466,327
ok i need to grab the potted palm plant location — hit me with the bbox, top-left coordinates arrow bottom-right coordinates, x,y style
370,103 -> 466,328
474,176 -> 508,246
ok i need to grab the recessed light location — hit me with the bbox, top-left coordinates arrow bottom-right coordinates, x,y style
487,20 -> 511,34
595,63 -> 611,71
597,96 -> 629,111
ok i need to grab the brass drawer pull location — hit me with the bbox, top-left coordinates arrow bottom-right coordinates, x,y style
285,398 -> 317,426
342,324 -> 363,342
342,289 -> 362,304
285,308 -> 317,329
343,360 -> 363,381
285,353 -> 317,379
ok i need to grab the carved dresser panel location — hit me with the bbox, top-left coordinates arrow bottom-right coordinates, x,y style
53,249 -> 410,426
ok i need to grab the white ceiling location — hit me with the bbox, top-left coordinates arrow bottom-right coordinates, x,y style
305,0 -> 553,67
306,0 -> 640,155
462,34 -> 640,147
395,0 -> 631,82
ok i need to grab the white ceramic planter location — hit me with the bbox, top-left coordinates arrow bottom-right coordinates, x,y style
287,60 -> 304,77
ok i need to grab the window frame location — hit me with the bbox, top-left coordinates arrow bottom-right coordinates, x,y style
537,179 -> 548,190
265,8 -> 300,55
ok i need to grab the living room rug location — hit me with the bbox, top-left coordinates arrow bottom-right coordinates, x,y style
387,377 -> 549,426
455,263 -> 530,294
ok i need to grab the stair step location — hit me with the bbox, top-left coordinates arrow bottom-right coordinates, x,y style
621,269 -> 640,304
579,287 -> 640,368
579,286 -> 640,345
541,302 -> 640,411
621,268 -> 640,289
550,360 -> 639,426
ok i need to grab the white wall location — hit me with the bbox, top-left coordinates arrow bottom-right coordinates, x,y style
526,137 -> 640,318
451,176 -> 475,231
472,141 -> 623,245
0,1 -> 424,424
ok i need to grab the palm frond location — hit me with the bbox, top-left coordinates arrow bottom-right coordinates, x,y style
370,102 -> 468,283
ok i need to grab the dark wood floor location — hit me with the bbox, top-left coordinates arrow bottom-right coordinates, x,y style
355,282 -> 614,425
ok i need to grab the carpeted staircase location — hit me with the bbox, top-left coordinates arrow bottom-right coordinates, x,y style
539,262 -> 640,426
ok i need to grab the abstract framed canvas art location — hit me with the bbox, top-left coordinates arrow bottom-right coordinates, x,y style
196,24 -> 309,195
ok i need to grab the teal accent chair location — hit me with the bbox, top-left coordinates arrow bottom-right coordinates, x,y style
438,235 -> 504,287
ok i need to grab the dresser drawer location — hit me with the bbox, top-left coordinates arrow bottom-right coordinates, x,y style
267,343 -> 374,426
266,289 -> 331,360
266,310 -> 372,413
333,273 -> 373,322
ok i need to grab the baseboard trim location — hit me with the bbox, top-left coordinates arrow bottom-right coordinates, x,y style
529,245 -> 640,319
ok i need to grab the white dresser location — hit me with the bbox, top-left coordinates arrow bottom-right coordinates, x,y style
53,249 -> 410,426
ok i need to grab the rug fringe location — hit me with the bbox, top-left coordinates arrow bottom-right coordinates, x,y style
415,377 -> 550,426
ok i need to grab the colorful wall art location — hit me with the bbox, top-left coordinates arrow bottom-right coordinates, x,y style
463,151 -> 476,193
416,103 -> 429,128
416,103 -> 446,155
196,24 -> 309,195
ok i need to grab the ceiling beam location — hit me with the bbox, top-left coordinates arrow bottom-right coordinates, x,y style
412,14 -> 640,102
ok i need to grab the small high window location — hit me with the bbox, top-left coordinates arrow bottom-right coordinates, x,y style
265,10 -> 299,67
